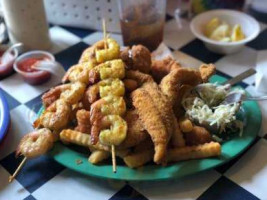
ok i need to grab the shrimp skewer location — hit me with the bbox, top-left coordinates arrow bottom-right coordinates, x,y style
10,128 -> 54,182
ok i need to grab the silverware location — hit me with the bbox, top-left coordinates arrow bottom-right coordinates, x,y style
221,92 -> 267,104
222,68 -> 256,86
220,68 -> 267,104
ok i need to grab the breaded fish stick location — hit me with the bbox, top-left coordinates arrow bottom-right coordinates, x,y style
167,142 -> 221,162
123,149 -> 154,168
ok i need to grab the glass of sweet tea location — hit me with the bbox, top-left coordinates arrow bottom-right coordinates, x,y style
117,0 -> 166,51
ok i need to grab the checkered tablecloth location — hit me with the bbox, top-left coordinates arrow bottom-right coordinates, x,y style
1,7 -> 267,200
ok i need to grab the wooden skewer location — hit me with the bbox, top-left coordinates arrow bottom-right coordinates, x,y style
102,18 -> 117,173
102,18 -> 108,49
9,157 -> 27,183
111,145 -> 117,173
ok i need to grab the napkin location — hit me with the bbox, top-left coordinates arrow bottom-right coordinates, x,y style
151,43 -> 174,60
255,50 -> 267,93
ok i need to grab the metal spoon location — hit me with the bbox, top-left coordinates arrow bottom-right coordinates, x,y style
221,92 -> 267,105
220,68 -> 267,104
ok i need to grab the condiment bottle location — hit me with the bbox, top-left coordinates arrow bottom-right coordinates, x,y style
1,0 -> 51,50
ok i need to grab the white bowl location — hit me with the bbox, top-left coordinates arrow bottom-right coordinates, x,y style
190,9 -> 260,54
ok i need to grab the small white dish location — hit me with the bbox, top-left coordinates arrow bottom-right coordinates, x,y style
190,9 -> 260,54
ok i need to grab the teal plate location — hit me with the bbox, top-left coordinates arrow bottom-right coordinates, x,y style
40,75 -> 261,181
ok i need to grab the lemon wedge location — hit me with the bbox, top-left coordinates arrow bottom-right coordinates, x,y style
210,24 -> 231,41
231,24 -> 246,42
205,18 -> 221,37
205,18 -> 246,42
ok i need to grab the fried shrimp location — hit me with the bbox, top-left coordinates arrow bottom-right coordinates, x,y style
99,115 -> 127,146
89,59 -> 125,84
62,62 -> 94,84
95,38 -> 120,63
151,56 -> 181,82
125,70 -> 154,85
42,82 -> 86,107
123,79 -> 138,92
79,38 -> 120,64
87,79 -> 125,104
79,46 -> 97,64
16,128 -> 54,158
42,84 -> 70,108
120,45 -> 151,73
90,96 -> 126,144
75,109 -> 91,134
81,87 -> 92,110
60,82 -> 86,105
35,99 -> 71,130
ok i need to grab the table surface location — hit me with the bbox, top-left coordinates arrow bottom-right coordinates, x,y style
1,7 -> 267,200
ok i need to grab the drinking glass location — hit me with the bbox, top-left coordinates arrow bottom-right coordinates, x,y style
117,0 -> 166,51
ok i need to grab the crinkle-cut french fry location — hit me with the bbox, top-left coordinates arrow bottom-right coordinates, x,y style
171,119 -> 185,147
179,117 -> 193,133
123,149 -> 154,168
167,142 -> 221,162
88,150 -> 110,164
89,145 -> 129,158
59,129 -> 109,151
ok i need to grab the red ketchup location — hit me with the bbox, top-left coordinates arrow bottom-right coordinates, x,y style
0,50 -> 16,77
17,56 -> 51,85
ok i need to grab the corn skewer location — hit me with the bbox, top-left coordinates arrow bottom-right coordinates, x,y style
102,18 -> 117,173
9,157 -> 27,183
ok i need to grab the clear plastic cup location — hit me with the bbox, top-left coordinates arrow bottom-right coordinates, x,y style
117,0 -> 166,51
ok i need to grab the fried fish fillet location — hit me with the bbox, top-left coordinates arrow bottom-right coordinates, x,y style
199,64 -> 216,82
160,68 -> 202,117
151,56 -> 181,82
131,86 -> 171,164
118,110 -> 148,149
142,82 -> 174,143
160,68 -> 202,102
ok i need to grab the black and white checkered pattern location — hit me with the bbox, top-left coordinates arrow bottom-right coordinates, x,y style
1,9 -> 267,200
